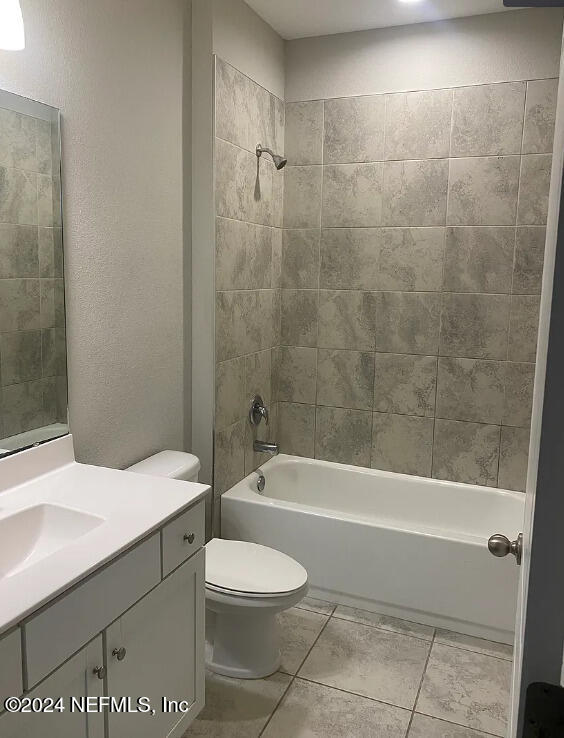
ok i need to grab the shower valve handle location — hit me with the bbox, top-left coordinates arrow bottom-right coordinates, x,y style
249,395 -> 269,427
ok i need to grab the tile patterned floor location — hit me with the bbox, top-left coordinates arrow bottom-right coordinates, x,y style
185,597 -> 512,738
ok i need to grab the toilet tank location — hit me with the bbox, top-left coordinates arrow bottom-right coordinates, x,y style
127,450 -> 201,482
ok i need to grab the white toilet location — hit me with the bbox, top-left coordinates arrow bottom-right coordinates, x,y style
127,450 -> 308,679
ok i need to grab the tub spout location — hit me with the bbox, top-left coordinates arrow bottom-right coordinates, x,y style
253,440 -> 279,456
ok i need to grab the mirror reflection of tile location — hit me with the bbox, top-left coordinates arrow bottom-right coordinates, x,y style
0,97 -> 67,452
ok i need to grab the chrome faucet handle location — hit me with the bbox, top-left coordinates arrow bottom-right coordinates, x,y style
249,395 -> 269,426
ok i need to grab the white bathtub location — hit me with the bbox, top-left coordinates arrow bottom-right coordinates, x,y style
221,454 -> 525,644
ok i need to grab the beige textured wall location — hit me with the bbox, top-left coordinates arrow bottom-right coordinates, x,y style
285,9 -> 563,102
0,0 -> 186,468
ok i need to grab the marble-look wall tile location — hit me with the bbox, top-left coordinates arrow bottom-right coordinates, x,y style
41,328 -> 66,378
385,89 -> 452,161
0,167 -> 37,225
0,224 -> 38,278
508,295 -> 540,363
215,138 -> 276,227
443,227 -> 514,294
271,228 -> 283,289
513,226 -> 546,294
374,353 -> 437,417
285,101 -> 324,165
382,160 -> 448,227
216,290 -> 275,362
0,109 -> 36,171
318,290 -> 376,351
374,292 -> 441,355
436,357 -> 505,425
214,420 -> 245,496
499,426 -> 530,492
38,227 -> 63,279
433,419 -> 501,486
274,346 -> 317,404
317,349 -> 375,410
35,119 -> 53,176
281,289 -> 318,347
451,82 -> 526,157
372,412 -> 434,476
216,217 -> 273,291
2,380 -> 45,436
320,227 -> 443,292
39,278 -> 64,330
503,362 -> 535,427
322,163 -> 383,227
439,293 -> 510,360
245,349 -> 272,406
215,357 -> 246,431
282,229 -> 320,289
518,154 -> 552,225
324,95 -> 385,164
284,166 -> 322,228
448,156 -> 520,226
215,57 -> 275,154
0,278 -> 40,332
37,174 -> 55,227
278,402 -> 315,457
315,406 -> 372,466
523,79 -> 558,154
0,330 -> 42,386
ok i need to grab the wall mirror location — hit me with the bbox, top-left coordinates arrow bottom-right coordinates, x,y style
0,89 -> 67,457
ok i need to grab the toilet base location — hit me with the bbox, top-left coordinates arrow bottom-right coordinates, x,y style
206,608 -> 281,679
205,582 -> 308,680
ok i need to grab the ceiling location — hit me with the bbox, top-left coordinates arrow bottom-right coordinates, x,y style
245,0 -> 520,40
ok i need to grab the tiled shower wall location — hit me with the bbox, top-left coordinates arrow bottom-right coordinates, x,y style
214,58 -> 284,497
278,79 -> 557,492
0,108 -> 66,440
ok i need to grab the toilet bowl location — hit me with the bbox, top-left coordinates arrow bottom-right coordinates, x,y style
127,451 -> 308,679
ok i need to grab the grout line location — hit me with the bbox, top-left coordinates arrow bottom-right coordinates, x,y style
406,630 -> 436,735
258,610 -> 333,737
413,710 -> 505,738
330,615 -> 435,646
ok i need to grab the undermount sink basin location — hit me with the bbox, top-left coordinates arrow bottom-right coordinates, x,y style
0,504 -> 105,579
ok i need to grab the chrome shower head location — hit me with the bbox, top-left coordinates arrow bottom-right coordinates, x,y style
256,144 -> 287,170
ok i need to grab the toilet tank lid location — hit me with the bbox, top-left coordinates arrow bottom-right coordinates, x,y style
127,450 -> 200,480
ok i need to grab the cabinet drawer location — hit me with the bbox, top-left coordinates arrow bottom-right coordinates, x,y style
162,502 -> 205,576
0,629 -> 22,709
24,535 -> 161,689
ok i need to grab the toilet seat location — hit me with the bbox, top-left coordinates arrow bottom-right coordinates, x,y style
205,538 -> 307,598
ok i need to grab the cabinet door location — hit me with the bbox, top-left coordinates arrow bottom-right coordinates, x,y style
0,636 -> 104,738
106,549 -> 205,738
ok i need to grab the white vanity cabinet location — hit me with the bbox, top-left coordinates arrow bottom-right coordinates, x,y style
0,499 -> 206,738
106,550 -> 205,738
0,637 -> 105,738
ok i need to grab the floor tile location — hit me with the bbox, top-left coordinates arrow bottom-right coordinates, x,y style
296,596 -> 336,616
185,670 -> 291,738
434,629 -> 513,661
333,605 -> 435,641
416,643 -> 511,736
409,713 -> 493,737
299,618 -> 431,709
262,677 -> 410,738
278,607 -> 329,675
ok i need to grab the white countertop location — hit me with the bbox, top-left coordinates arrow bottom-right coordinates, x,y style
0,436 -> 209,636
